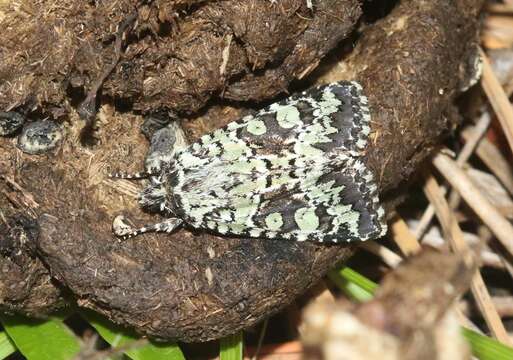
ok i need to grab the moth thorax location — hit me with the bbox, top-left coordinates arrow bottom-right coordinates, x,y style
139,181 -> 172,214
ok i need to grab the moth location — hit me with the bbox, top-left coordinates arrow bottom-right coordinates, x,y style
113,81 -> 387,243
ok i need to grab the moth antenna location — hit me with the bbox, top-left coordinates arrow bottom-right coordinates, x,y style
109,170 -> 156,180
118,218 -> 183,240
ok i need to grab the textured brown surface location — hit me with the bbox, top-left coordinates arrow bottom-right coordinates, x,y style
0,182 -> 64,316
355,0 -> 484,192
0,0 -> 483,342
0,252 -> 64,317
0,0 -> 361,115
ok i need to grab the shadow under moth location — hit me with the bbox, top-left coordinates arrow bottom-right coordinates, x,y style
112,81 -> 387,243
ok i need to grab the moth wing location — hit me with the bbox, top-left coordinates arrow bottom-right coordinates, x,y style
184,81 -> 371,162
252,160 -> 385,242
173,80 -> 382,242
194,159 -> 386,243
267,81 -> 371,155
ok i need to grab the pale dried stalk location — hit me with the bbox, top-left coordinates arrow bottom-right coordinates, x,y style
462,129 -> 513,195
486,15 -> 513,29
501,257 -> 513,283
482,35 -> 510,50
456,308 -> 483,334
484,16 -> 513,48
415,113 -> 491,239
433,152 -> 513,258
486,3 -> 513,14
476,250 -> 506,270
423,170 -> 512,345
480,47 -> 513,155
466,168 -> 513,219
460,296 -> 513,318
390,216 -> 421,256
414,201 -> 437,240
359,242 -> 402,268
420,233 -> 506,270
245,341 -> 302,360
492,296 -> 513,317
456,113 -> 492,165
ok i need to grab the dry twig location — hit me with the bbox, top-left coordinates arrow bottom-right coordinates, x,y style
462,128 -> 513,195
460,296 -> 513,318
390,216 -> 421,256
415,113 -> 491,239
480,47 -> 513,155
486,3 -> 513,14
422,169 -> 512,345
432,152 -> 513,258
359,242 -> 403,268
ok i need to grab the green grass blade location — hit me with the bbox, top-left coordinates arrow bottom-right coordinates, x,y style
327,267 -> 376,301
462,327 -> 513,360
330,266 -> 513,360
336,267 -> 378,293
80,310 -> 185,360
0,315 -> 80,360
0,331 -> 16,359
219,331 -> 243,360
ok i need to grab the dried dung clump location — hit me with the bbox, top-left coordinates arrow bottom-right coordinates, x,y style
0,0 -> 361,115
0,0 -> 484,342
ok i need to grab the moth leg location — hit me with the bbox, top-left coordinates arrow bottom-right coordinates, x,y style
112,215 -> 134,237
114,217 -> 183,240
